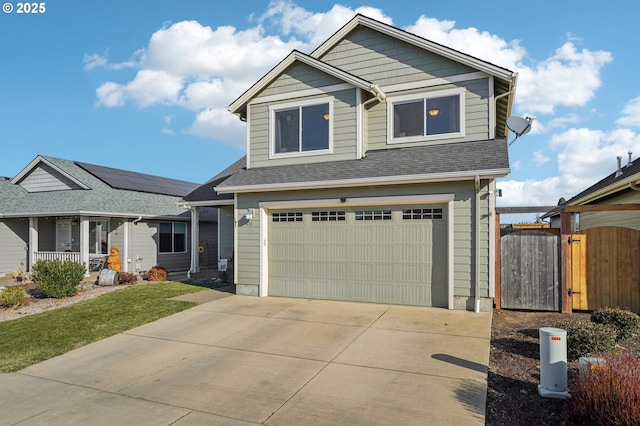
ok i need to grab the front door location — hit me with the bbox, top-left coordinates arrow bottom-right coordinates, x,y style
56,220 -> 72,252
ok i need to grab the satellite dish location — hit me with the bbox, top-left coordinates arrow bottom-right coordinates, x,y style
507,116 -> 535,146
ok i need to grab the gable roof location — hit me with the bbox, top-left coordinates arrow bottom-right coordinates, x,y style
312,14 -> 515,82
228,50 -> 378,117
0,156 -> 199,218
216,139 -> 509,193
181,156 -> 246,205
543,156 -> 640,218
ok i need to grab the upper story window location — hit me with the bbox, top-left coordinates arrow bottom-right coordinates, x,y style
270,98 -> 332,157
388,89 -> 464,144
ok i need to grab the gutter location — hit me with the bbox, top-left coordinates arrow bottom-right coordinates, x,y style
216,168 -> 511,194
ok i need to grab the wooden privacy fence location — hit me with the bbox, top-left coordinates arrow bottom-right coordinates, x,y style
570,226 -> 640,313
500,229 -> 560,311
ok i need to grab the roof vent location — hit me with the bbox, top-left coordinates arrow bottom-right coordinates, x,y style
627,151 -> 633,167
615,156 -> 623,178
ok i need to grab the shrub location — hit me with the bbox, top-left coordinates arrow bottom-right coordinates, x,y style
147,265 -> 167,282
557,320 -> 617,360
0,286 -> 27,309
118,272 -> 138,285
591,307 -> 640,341
568,352 -> 640,425
31,260 -> 86,298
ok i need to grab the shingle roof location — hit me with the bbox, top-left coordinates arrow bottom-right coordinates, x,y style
182,156 -> 246,203
542,156 -> 640,218
217,139 -> 509,191
0,156 -> 200,218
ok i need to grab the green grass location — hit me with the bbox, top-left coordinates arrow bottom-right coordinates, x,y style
0,282 -> 207,372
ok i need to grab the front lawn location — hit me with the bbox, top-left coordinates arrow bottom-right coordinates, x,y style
0,282 -> 205,372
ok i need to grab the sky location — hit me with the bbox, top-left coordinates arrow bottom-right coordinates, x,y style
2,0 -> 640,222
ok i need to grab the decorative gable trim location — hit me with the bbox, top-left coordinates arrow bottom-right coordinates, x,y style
229,50 -> 376,116
312,14 -> 516,83
10,155 -> 90,190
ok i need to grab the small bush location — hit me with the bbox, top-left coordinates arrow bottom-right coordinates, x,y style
31,260 -> 86,298
558,320 -> 617,360
0,286 -> 27,309
147,265 -> 167,282
591,307 -> 640,341
118,272 -> 138,285
568,352 -> 640,425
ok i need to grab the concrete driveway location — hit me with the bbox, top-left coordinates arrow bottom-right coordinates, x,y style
1,291 -> 492,425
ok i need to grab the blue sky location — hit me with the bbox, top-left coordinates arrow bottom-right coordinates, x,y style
2,1 -> 639,219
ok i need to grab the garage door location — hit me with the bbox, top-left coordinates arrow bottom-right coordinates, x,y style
268,206 -> 448,306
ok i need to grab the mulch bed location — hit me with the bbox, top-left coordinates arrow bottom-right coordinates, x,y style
486,309 -> 640,425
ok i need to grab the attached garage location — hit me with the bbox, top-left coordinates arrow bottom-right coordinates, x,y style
267,204 -> 449,307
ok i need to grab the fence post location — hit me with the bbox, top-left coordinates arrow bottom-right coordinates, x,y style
560,212 -> 573,313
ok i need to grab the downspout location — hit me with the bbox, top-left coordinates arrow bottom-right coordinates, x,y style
630,181 -> 640,191
475,175 -> 481,313
132,216 -> 142,225
363,84 -> 386,107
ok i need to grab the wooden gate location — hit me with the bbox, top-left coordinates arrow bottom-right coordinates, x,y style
500,230 -> 560,311
570,226 -> 640,313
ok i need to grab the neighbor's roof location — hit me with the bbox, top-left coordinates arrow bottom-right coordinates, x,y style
0,156 -> 200,218
181,156 -> 246,205
543,156 -> 640,218
216,139 -> 509,193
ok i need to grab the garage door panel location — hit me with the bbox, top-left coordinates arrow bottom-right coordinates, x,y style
269,205 -> 448,307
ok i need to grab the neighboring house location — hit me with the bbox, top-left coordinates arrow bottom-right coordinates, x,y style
0,155 -> 218,277
544,154 -> 640,231
185,15 -> 518,310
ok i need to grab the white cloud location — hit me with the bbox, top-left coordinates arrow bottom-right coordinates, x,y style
532,150 -> 550,166
616,96 -> 640,128
500,127 -> 640,207
96,70 -> 183,107
189,108 -> 246,148
83,53 -> 107,71
260,0 -> 392,46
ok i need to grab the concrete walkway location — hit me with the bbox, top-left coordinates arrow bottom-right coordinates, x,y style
0,292 -> 492,425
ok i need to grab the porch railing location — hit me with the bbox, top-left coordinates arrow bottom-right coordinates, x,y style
33,251 -> 82,264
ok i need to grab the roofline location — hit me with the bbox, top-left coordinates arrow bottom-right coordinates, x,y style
567,173 -> 640,206
0,210 -> 186,219
311,14 -> 516,82
228,50 -> 376,115
180,200 -> 235,207
11,156 -> 90,189
215,168 -> 510,194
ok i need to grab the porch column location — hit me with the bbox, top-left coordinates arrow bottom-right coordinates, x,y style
190,206 -> 200,273
79,216 -> 90,276
28,217 -> 38,272
123,220 -> 129,272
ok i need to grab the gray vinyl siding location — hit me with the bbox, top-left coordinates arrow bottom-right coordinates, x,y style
129,221 -> 158,273
0,219 -> 28,275
18,163 -> 83,192
259,62 -> 344,98
248,88 -> 359,168
319,26 -> 477,88
235,180 -> 493,300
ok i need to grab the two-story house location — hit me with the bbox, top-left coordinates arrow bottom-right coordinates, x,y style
187,15 -> 517,310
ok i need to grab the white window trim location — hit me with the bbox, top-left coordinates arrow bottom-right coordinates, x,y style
158,221 -> 187,254
387,87 -> 465,144
269,97 -> 334,159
